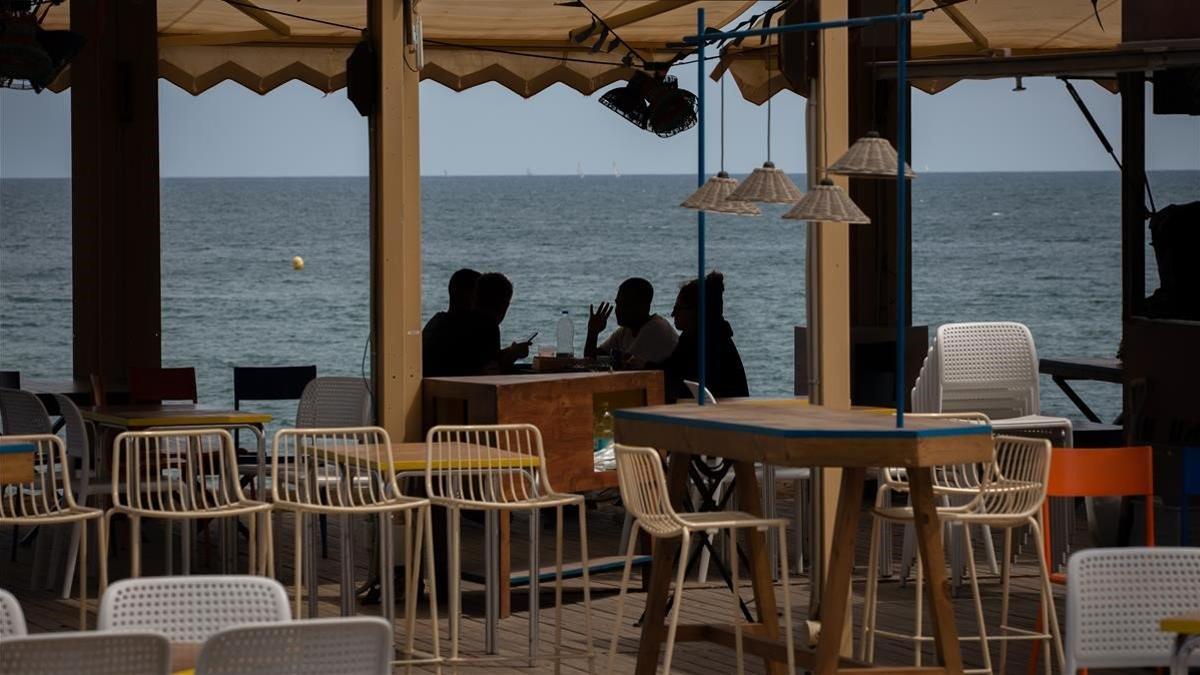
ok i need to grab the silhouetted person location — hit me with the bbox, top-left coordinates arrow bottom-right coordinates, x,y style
473,272 -> 530,373
654,272 -> 748,401
584,277 -> 677,364
422,268 -> 485,377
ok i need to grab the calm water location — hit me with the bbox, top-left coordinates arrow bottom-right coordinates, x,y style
2,172 -> 1196,427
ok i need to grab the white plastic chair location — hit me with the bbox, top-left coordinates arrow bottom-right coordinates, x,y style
0,631 -> 170,675
908,322 -> 1073,584
195,617 -> 392,675
272,426 -> 439,666
103,428 -> 273,579
1,434 -> 105,629
913,322 -> 1073,446
1066,547 -> 1200,673
294,376 -> 372,560
607,443 -> 796,675
682,380 -> 810,579
98,575 -> 290,641
0,588 -> 27,637
426,423 -> 594,669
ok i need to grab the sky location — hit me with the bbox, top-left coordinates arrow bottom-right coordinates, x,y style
1,61 -> 1197,178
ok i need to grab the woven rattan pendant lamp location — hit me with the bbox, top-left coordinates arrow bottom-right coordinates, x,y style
726,47 -> 802,204
782,177 -> 869,222
782,31 -> 870,224
682,78 -> 761,216
828,130 -> 916,179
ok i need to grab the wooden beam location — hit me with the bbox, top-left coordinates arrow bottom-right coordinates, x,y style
568,0 -> 697,41
369,0 -> 423,441
937,3 -> 989,51
70,0 -> 161,386
1120,71 -> 1146,322
223,0 -> 292,36
158,30 -> 279,47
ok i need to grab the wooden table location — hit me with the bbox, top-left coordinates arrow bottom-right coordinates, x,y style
1038,356 -> 1122,424
1161,614 -> 1200,674
614,398 -> 993,675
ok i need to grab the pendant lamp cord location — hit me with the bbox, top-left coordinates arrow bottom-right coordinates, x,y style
766,79 -> 772,162
721,76 -> 726,172
820,30 -> 828,173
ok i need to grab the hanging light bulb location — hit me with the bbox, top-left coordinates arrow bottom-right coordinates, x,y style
782,177 -> 870,224
681,76 -> 761,216
828,130 -> 916,180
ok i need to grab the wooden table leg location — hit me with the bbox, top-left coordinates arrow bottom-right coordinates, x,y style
634,452 -> 691,675
814,467 -> 866,673
733,460 -> 786,675
909,468 -> 964,672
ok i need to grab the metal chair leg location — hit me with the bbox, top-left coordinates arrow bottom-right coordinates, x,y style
577,501 -> 596,674
662,530 -> 691,675
605,520 -> 640,674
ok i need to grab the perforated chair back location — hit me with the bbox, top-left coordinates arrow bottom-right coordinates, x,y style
0,632 -> 169,675
99,575 -> 291,642
128,366 -> 198,404
1066,547 -> 1200,671
0,389 -> 51,435
0,589 -> 27,637
425,424 -> 553,507
925,322 -> 1041,419
271,427 -> 401,509
195,617 -> 391,675
0,434 -> 82,523
613,444 -> 685,538
295,377 -> 371,428
111,429 -> 251,514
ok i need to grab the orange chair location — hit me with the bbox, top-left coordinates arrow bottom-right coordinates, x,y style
1030,446 -> 1155,673
128,366 -> 198,404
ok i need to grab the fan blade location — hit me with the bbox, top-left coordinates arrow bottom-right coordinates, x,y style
1090,0 -> 1104,29
555,1 -> 585,6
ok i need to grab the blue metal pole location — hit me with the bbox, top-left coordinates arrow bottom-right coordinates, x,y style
895,0 -> 910,428
696,7 -> 707,406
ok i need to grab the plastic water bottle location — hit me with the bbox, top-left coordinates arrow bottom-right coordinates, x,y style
556,310 -> 574,357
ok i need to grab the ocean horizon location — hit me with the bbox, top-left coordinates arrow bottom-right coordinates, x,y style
3,171 -> 1196,428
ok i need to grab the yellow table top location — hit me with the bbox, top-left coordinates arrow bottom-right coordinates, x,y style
316,442 -> 539,473
82,404 -> 272,428
1161,614 -> 1200,635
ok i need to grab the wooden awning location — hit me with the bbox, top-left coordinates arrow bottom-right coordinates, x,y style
716,0 -> 1123,102
40,0 -> 754,96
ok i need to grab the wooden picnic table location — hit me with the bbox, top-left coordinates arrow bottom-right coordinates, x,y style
81,404 -> 271,430
614,398 -> 993,675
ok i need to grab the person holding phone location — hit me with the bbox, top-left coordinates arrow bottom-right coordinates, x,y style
472,272 -> 530,373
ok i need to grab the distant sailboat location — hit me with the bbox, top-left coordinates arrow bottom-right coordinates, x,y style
526,167 -> 532,177
612,161 -> 620,178
442,169 -> 448,177
577,162 -> 584,178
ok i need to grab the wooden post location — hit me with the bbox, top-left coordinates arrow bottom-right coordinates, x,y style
808,0 -> 853,654
1119,71 -> 1146,324
70,0 -> 161,385
369,0 -> 423,441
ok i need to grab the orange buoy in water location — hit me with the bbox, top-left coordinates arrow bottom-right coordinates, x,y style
292,256 -> 304,270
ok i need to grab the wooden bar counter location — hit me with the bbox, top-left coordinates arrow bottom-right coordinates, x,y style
422,370 -> 665,493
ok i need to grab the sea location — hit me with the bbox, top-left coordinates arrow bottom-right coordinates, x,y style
2,172 -> 1196,428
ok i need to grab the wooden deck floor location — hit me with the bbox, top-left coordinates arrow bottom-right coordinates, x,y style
1,490 -> 1090,674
